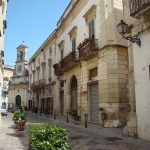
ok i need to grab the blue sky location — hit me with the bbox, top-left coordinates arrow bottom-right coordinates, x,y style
4,0 -> 70,66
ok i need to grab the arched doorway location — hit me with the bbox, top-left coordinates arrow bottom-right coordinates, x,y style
16,95 -> 21,107
71,76 -> 78,111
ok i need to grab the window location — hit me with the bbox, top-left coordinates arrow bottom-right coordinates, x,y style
43,53 -> 46,60
60,48 -> 64,60
38,58 -> 40,65
72,37 -> 76,52
89,19 -> 95,38
48,58 -> 52,78
58,40 -> 65,60
84,5 -> 96,38
89,67 -> 97,79
49,47 -> 52,56
69,26 -> 77,52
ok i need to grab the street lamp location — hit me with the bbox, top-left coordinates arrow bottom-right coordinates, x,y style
117,20 -> 141,47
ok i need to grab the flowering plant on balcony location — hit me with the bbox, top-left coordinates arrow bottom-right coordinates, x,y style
77,38 -> 90,51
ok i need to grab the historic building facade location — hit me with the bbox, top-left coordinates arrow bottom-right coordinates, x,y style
8,45 -> 29,108
0,0 -> 8,107
121,0 -> 150,141
1,65 -> 14,108
29,35 -> 55,113
29,0 -> 130,127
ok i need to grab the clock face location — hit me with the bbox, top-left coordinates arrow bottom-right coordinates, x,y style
17,65 -> 22,73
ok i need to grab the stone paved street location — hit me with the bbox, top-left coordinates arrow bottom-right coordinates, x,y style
0,113 -> 28,150
28,114 -> 150,150
0,113 -> 150,150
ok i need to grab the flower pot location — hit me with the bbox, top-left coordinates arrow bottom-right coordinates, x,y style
16,122 -> 25,131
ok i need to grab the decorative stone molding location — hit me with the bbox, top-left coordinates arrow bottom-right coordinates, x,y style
41,61 -> 46,67
68,26 -> 77,39
83,5 -> 96,23
58,40 -> 65,48
36,66 -> 40,71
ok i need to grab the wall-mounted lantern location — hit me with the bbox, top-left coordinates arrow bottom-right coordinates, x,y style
117,20 -> 141,47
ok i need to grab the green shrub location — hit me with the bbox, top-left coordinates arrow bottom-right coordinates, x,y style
28,124 -> 71,150
13,109 -> 27,124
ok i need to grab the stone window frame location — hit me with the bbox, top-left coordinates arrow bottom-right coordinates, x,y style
68,26 -> 77,52
48,58 -> 52,79
36,66 -> 40,81
41,62 -> 46,80
58,40 -> 65,60
83,5 -> 97,38
49,46 -> 52,56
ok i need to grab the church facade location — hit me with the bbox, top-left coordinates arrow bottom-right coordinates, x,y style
8,44 -> 29,109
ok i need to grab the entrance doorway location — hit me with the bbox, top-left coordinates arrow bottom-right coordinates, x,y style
71,76 -> 78,111
89,82 -> 99,123
60,91 -> 64,115
15,95 -> 21,107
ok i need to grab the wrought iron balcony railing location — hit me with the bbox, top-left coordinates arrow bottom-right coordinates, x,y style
78,38 -> 98,59
60,51 -> 75,70
31,80 -> 46,89
130,0 -> 150,18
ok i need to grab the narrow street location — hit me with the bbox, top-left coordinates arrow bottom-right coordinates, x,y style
0,113 -> 150,150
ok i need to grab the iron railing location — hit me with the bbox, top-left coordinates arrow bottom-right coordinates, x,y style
60,51 -> 75,70
130,0 -> 150,16
78,38 -> 98,58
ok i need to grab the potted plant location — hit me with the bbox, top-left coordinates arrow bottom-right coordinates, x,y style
69,110 -> 80,121
13,109 -> 27,131
16,120 -> 26,131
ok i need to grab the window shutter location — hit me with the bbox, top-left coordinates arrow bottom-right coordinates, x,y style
91,19 -> 95,37
72,38 -> 76,52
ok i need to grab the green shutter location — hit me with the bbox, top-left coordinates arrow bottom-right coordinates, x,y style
72,38 -> 76,52
91,19 -> 95,37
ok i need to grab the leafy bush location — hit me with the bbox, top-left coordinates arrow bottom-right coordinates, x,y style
28,124 -> 71,150
13,109 -> 27,124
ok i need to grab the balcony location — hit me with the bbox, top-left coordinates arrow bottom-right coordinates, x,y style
31,81 -> 38,89
130,0 -> 150,18
60,51 -> 76,70
78,38 -> 98,60
53,38 -> 99,76
31,80 -> 46,89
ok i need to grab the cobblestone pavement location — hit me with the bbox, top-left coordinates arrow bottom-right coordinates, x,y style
0,113 -> 28,150
28,114 -> 150,150
0,113 -> 150,150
